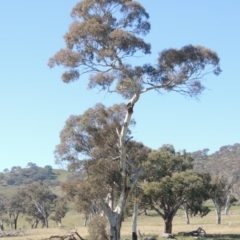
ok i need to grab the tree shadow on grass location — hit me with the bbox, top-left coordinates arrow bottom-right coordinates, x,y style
206,234 -> 240,239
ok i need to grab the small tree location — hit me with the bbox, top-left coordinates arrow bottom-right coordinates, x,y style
61,178 -> 102,226
49,1 -> 221,238
210,176 -> 230,224
0,194 -> 7,230
50,197 -> 68,227
141,146 -> 211,234
5,193 -> 25,230
20,182 -> 57,228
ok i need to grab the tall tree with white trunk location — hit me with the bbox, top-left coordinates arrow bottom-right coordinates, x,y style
49,0 -> 221,238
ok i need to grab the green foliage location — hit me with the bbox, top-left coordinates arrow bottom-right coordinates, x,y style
54,103 -> 133,166
140,145 -> 211,233
143,170 -> 209,209
19,182 -> 57,228
49,197 -> 68,226
211,176 -> 229,207
141,145 -> 193,181
88,215 -> 109,240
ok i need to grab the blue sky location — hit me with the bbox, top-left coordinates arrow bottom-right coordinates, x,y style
1,0 -> 239,171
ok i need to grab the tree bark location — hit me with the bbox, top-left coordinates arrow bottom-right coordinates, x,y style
132,200 -> 138,240
108,212 -> 122,240
57,219 -> 62,227
161,204 -> 181,234
8,213 -> 13,230
44,216 -> 49,228
184,205 -> 190,224
132,232 -> 138,240
100,184 -> 133,240
83,214 -> 87,227
98,92 -> 141,240
212,198 -> 223,225
31,218 -> 39,229
164,217 -> 173,234
0,219 -> 3,231
213,202 -> 221,224
225,194 -> 230,215
215,208 -> 221,224
144,209 -> 148,216
225,205 -> 229,215
13,213 -> 19,230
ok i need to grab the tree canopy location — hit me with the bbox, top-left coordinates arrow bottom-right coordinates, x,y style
140,146 -> 211,233
49,0 -> 220,99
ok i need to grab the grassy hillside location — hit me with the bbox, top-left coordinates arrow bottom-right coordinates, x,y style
53,169 -> 69,182
0,168 -> 70,197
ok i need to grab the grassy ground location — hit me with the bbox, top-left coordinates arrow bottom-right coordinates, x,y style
0,205 -> 239,240
1,175 -> 239,239
121,208 -> 240,239
53,169 -> 69,182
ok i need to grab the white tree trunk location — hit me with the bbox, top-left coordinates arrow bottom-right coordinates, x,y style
224,193 -> 230,215
184,206 -> 190,224
8,213 -> 13,230
83,214 -> 88,227
108,213 -> 122,240
34,202 -> 48,228
132,200 -> 138,240
57,220 -> 62,227
99,91 -> 141,240
213,200 -> 222,224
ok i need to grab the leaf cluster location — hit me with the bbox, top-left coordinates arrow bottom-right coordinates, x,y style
54,103 -> 132,167
49,0 -> 221,99
138,146 -> 211,219
48,0 -> 150,84
141,144 -> 193,181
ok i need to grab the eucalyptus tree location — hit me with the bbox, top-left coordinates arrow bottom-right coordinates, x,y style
49,0 -> 221,238
0,194 -> 7,230
20,182 -> 57,228
50,197 -> 68,227
57,103 -> 150,225
140,145 -> 211,234
210,176 -> 231,224
5,193 -> 26,230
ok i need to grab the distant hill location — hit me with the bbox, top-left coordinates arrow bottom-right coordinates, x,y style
0,164 -> 87,197
192,143 -> 240,194
1,143 -> 240,195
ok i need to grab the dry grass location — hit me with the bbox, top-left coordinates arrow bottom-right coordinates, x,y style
121,206 -> 240,235
0,227 -> 88,240
0,206 -> 239,240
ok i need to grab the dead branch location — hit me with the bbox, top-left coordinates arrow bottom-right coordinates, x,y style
0,229 -> 25,237
48,229 -> 84,240
178,227 -> 206,237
